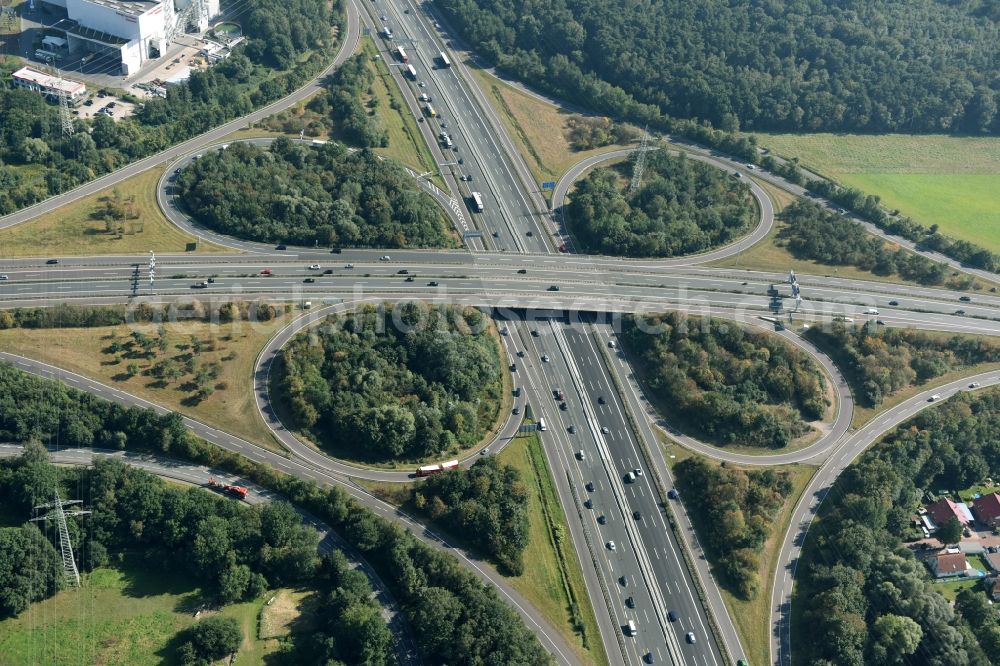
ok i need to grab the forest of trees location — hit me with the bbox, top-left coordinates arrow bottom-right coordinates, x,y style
0,447 -> 394,664
0,0 -> 339,216
797,388 -> 1000,665
277,303 -> 501,461
567,151 -> 756,257
0,362 -> 551,664
621,312 -> 827,448
804,323 -> 1000,408
307,52 -> 389,148
440,0 -> 1000,135
675,458 -> 792,599
780,200 -> 951,285
176,139 -> 454,248
413,457 -> 530,575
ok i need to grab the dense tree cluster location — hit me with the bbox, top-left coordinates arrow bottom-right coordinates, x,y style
675,458 -> 792,599
0,0 -> 339,216
440,0 -> 1000,135
804,323 -> 1000,408
0,363 -> 551,664
177,616 -> 243,666
797,389 -> 1000,664
278,304 -> 501,461
621,312 -> 827,448
780,200 -> 950,285
0,524 -> 63,617
567,151 -> 755,257
176,139 -> 453,248
306,53 -> 389,148
414,457 -> 529,574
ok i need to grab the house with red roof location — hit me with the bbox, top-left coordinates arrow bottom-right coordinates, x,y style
930,549 -> 970,578
925,497 -> 974,530
972,493 -> 1000,528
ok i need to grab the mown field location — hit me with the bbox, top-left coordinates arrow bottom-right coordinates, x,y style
0,564 -> 282,665
754,133 -> 1000,254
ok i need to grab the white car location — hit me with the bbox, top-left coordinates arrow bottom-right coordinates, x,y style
308,264 -> 321,270
606,541 -> 616,551
345,263 -> 354,269
746,163 -> 757,170
929,394 -> 942,402
0,274 -> 7,280
380,255 -> 391,261
541,354 -> 550,362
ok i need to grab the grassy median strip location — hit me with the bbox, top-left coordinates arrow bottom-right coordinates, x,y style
0,316 -> 292,454
499,431 -> 608,666
0,168 -> 230,257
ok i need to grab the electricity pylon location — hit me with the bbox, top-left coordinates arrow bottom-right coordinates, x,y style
30,491 -> 91,586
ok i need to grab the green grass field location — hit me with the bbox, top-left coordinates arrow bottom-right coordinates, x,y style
754,133 -> 1000,254
0,563 -> 275,665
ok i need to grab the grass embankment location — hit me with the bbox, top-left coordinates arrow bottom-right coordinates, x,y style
754,133 -> 1000,255
467,66 -> 636,185
660,437 -> 817,666
0,168 -> 229,258
0,315 -> 293,453
710,180 -> 994,291
361,430 -> 606,665
0,563 -> 287,665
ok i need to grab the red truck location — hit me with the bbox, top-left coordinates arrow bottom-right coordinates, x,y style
208,477 -> 248,499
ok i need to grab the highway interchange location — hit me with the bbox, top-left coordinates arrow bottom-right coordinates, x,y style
1,0 -> 999,664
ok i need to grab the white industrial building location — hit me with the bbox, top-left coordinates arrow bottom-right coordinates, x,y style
38,0 -> 219,75
11,66 -> 87,104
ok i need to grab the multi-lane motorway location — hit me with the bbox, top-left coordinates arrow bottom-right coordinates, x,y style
1,0 -> 999,662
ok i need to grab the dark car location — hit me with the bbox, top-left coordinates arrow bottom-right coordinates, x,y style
889,300 -> 899,306
644,653 -> 655,664
633,510 -> 642,520
597,396 -> 606,405
668,488 -> 679,499
548,285 -> 560,291
960,295 -> 972,302
531,329 -> 540,337
303,277 -> 315,283
626,596 -> 635,608
955,309 -> 966,316
568,425 -> 577,434
275,244 -> 287,250
667,610 -> 678,622
405,276 -> 415,282
207,277 -> 215,283
585,482 -> 595,492
510,363 -> 517,372
427,281 -> 439,287
398,269 -> 409,274
559,402 -> 568,411
526,230 -> 534,237
330,247 -> 342,254
46,259 -> 59,265
323,269 -> 334,274
517,269 -> 527,274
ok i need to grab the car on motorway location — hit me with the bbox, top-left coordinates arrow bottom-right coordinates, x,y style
567,425 -> 577,434
686,632 -> 696,644
586,481 -> 595,492
303,277 -> 315,283
191,281 -> 209,288
397,269 -> 409,274
625,471 -> 636,483
644,653 -> 655,664
668,488 -> 679,499
516,350 -> 525,357
625,596 -> 634,608
576,450 -> 585,461
330,247 -> 342,253
606,541 -> 616,551
584,498 -> 593,508
509,363 -> 517,372
548,285 -> 560,291
955,309 -> 966,316
667,610 -> 678,622
46,259 -> 59,264
601,426 -> 610,434
732,171 -> 742,179
970,382 -> 981,388
531,329 -> 539,336
960,295 -> 972,302
308,264 -> 321,270
889,300 -> 899,306
480,447 -> 489,455
0,275 -> 7,280
633,510 -> 641,520
746,163 -> 757,170
526,230 -> 533,236
598,515 -> 607,524
541,354 -> 550,362
405,276 -> 415,282
380,255 -> 391,261
929,394 -> 942,402
517,269 -> 527,274
512,406 -> 520,415
323,269 -> 334,274
275,244 -> 287,250
427,281 -> 439,287
260,268 -> 272,276
597,396 -> 606,404
633,468 -> 643,477
345,263 -> 354,269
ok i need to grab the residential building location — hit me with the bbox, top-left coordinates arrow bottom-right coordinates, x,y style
930,548 -> 970,579
925,497 -> 974,530
972,493 -> 1000,527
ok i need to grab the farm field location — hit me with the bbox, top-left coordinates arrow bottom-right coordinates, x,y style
754,133 -> 1000,254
